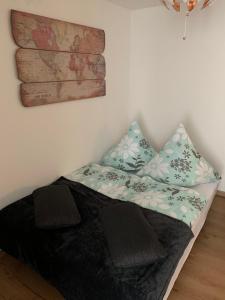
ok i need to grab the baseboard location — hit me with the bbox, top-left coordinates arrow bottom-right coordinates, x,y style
216,190 -> 225,198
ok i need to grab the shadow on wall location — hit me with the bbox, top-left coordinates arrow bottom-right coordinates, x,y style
0,122 -> 123,210
0,186 -> 37,209
134,113 -> 158,151
184,117 -> 222,176
0,184 -> 49,210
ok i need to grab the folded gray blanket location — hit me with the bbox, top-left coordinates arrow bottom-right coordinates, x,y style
34,185 -> 81,229
100,202 -> 166,268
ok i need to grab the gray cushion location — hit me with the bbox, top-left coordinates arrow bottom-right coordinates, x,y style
100,202 -> 166,268
34,185 -> 81,229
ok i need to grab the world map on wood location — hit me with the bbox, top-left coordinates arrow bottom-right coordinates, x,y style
16,49 -> 106,82
11,10 -> 105,54
21,80 -> 106,107
11,10 -> 106,107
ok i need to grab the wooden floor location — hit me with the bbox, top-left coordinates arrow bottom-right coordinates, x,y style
0,195 -> 224,300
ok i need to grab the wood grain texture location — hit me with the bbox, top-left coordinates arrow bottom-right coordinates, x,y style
11,10 -> 105,54
21,80 -> 106,107
0,252 -> 63,300
216,190 -> 225,198
168,195 -> 225,300
0,195 -> 224,299
16,49 -> 106,82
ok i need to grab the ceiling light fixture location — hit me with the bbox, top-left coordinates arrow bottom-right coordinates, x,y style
161,0 -> 216,40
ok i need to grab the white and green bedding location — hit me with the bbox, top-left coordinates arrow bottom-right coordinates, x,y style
66,163 -> 207,229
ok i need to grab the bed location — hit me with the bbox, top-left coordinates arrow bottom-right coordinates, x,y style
66,163 -> 219,299
0,163 -> 219,300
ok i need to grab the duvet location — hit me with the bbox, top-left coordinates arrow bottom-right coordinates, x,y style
67,163 -> 207,229
0,177 -> 193,300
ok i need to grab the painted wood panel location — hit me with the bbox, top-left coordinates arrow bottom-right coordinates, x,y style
16,49 -> 106,82
21,80 -> 106,107
11,10 -> 105,54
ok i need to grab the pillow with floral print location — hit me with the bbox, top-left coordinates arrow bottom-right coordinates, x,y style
137,123 -> 221,187
101,121 -> 157,172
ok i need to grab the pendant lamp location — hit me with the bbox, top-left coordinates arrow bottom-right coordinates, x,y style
161,0 -> 216,40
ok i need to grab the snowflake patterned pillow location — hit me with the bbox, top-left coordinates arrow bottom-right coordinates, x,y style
137,123 -> 221,187
101,121 -> 157,172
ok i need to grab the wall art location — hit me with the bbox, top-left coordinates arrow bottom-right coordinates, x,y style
11,10 -> 106,107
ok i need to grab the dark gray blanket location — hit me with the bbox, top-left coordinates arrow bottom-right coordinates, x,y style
0,177 -> 193,300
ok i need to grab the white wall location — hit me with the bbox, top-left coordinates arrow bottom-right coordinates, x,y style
0,0 -> 130,207
130,1 -> 225,191
1,0 -> 225,208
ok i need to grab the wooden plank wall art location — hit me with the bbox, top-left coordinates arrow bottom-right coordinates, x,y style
11,10 -> 106,107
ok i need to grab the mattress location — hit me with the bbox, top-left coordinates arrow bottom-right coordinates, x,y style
163,181 -> 219,300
